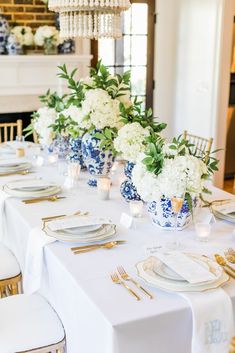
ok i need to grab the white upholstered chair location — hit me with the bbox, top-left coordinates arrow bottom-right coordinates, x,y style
0,293 -> 66,353
0,243 -> 22,297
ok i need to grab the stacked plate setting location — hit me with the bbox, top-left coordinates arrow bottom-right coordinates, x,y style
3,179 -> 61,198
0,161 -> 32,175
136,254 -> 229,292
212,202 -> 235,224
44,216 -> 116,243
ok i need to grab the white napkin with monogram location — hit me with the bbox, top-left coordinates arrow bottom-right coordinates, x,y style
23,227 -> 55,294
182,289 -> 234,353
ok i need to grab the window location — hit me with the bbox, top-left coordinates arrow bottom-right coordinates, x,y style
91,0 -> 155,109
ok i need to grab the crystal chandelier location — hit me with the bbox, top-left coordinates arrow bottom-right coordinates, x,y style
48,0 -> 131,39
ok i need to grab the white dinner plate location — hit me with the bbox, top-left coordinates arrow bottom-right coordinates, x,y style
45,224 -> 117,243
136,255 -> 228,292
61,224 -> 103,235
3,184 -> 61,198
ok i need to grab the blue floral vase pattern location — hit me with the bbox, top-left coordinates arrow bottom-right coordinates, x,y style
147,197 -> 198,230
81,130 -> 115,187
69,137 -> 86,169
50,134 -> 70,159
6,34 -> 22,55
120,161 -> 141,202
0,13 -> 10,54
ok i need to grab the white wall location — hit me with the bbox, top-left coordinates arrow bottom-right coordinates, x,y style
154,0 -> 234,187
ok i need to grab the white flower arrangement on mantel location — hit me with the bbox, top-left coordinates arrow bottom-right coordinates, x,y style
11,26 -> 34,46
34,26 -> 62,54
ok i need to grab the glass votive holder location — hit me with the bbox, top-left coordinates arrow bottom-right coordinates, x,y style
67,162 -> 81,180
195,223 -> 211,242
34,155 -> 44,167
129,200 -> 144,218
48,153 -> 58,165
15,135 -> 25,143
97,177 -> 111,200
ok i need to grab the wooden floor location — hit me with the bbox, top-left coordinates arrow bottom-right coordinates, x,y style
224,178 -> 235,194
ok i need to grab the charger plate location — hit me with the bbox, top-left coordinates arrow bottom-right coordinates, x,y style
136,254 -> 229,292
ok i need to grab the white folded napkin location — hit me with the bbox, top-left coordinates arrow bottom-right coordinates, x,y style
182,289 -> 234,353
214,202 -> 235,216
0,189 -> 10,241
48,216 -> 112,232
154,251 -> 216,284
23,227 -> 55,294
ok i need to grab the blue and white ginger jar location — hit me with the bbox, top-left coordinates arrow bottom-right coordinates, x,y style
0,13 -> 10,54
6,34 -> 22,55
50,134 -> 70,159
148,197 -> 198,230
69,137 -> 86,169
81,130 -> 115,187
120,161 -> 141,202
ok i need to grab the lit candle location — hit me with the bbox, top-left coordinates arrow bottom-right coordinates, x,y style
195,223 -> 211,242
16,148 -> 25,158
48,154 -> 58,165
97,177 -> 111,200
129,200 -> 144,218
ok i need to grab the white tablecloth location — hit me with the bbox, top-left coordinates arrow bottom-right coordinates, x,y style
1,162 -> 235,353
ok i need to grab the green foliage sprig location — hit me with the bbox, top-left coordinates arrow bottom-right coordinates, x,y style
120,97 -> 167,134
94,128 -> 118,155
38,89 -> 66,112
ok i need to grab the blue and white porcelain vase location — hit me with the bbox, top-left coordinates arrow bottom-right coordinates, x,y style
147,197 -> 198,230
69,137 -> 86,169
50,134 -> 70,159
81,130 -> 115,187
120,161 -> 141,202
0,12 -> 10,54
6,34 -> 22,55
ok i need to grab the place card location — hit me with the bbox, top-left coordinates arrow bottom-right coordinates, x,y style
155,251 -> 216,284
120,212 -> 133,229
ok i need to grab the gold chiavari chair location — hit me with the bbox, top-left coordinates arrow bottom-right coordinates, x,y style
230,337 -> 235,353
0,243 -> 22,298
0,119 -> 23,143
183,130 -> 213,163
0,294 -> 66,353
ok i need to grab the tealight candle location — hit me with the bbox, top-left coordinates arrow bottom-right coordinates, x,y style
48,154 -> 58,165
68,162 -> 81,180
97,177 -> 111,200
16,148 -> 25,158
129,200 -> 144,218
195,223 -> 211,242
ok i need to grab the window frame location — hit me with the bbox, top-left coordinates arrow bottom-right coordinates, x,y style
91,0 -> 155,109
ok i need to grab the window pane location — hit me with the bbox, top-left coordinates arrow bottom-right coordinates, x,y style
131,36 -> 147,66
131,66 -> 147,96
131,4 -> 148,35
98,39 -> 115,66
123,36 -> 131,65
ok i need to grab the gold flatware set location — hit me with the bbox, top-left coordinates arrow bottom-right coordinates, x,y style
111,266 -> 153,301
71,240 -> 126,254
22,195 -> 66,204
214,254 -> 235,279
201,198 -> 232,208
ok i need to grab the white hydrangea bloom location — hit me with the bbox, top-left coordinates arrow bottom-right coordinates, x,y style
61,105 -> 92,130
114,122 -> 150,163
33,107 -> 57,146
82,89 -> 122,129
132,153 -> 208,202
34,26 -> 61,46
11,26 -> 34,46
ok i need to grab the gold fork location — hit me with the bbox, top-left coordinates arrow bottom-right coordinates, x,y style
110,272 -> 140,301
225,248 -> 235,264
117,266 -> 154,299
23,195 -> 66,204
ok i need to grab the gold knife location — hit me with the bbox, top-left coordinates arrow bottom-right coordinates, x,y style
71,240 -> 126,252
72,241 -> 126,254
0,170 -> 33,177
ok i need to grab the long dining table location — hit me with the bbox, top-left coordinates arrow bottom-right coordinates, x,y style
1,158 -> 235,353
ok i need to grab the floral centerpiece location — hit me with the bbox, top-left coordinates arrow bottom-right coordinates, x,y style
24,90 -> 71,158
113,100 -> 167,201
132,135 -> 219,229
11,26 -> 34,48
34,26 -> 61,54
57,61 -> 132,185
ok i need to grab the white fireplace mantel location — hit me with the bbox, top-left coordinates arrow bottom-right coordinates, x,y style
0,54 -> 92,113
